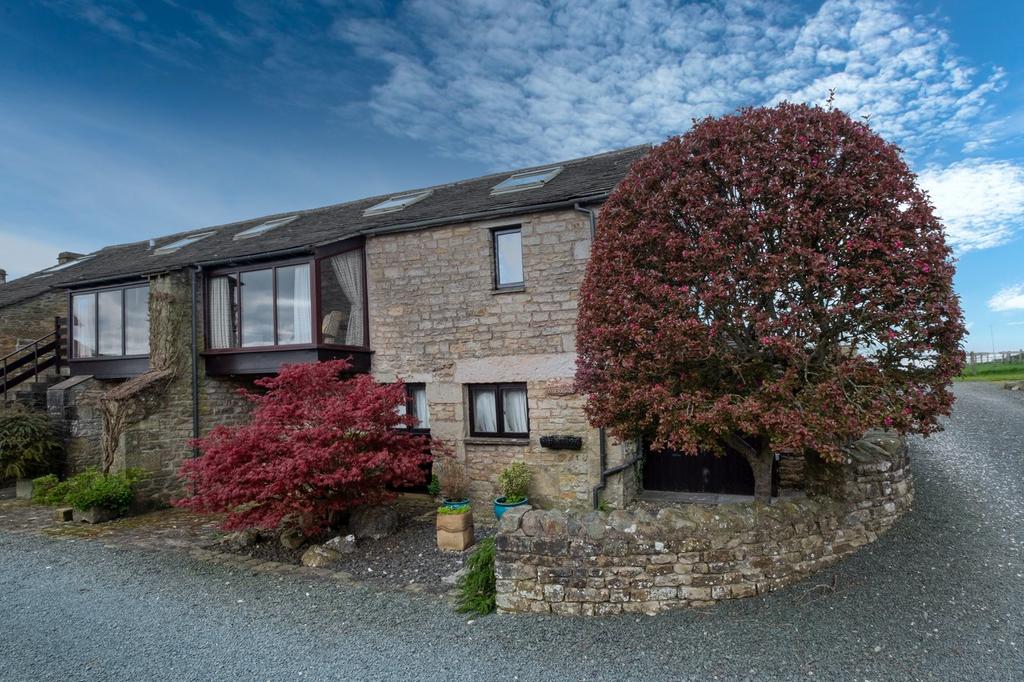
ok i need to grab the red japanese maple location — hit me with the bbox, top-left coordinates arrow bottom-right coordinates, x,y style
576,103 -> 965,501
175,360 -> 433,533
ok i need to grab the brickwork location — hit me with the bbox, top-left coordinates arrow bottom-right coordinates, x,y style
365,208 -> 626,509
495,431 -> 913,615
0,291 -> 64,357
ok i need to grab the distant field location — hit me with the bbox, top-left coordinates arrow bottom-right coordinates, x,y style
957,359 -> 1024,382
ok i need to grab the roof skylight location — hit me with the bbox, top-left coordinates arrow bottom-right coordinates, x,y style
36,255 -> 95,276
363,190 -> 432,216
490,166 -> 562,195
234,215 -> 298,240
153,231 -> 216,254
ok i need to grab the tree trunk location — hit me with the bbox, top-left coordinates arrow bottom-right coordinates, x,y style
723,433 -> 774,503
746,446 -> 774,503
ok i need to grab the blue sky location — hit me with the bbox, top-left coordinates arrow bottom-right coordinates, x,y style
1,0 -> 1022,352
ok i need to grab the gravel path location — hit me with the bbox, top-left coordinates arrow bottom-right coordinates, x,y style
1,383 -> 1021,681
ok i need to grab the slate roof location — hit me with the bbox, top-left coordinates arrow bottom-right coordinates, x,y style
0,145 -> 649,308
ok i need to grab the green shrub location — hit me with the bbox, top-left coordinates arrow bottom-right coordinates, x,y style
498,462 -> 531,504
437,505 -> 471,515
33,468 -> 144,514
427,474 -> 440,497
0,406 -> 60,480
456,537 -> 496,615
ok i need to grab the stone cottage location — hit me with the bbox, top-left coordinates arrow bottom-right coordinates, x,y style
2,147 -> 665,508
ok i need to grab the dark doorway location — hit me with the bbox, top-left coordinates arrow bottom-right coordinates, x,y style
642,440 -> 779,496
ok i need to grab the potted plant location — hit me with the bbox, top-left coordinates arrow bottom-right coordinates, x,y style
40,468 -> 143,524
494,461 -> 531,519
0,406 -> 60,499
436,504 -> 474,551
437,456 -> 470,510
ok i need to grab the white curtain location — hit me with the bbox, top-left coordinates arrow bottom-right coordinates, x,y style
329,250 -> 365,346
292,265 -> 312,344
412,386 -> 430,429
209,277 -> 233,348
473,389 -> 497,433
503,387 -> 528,433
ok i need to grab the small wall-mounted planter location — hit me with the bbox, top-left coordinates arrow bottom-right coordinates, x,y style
73,507 -> 119,524
437,509 -> 474,551
539,435 -> 583,451
441,498 -> 470,511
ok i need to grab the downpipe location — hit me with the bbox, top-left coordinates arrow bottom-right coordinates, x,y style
190,266 -> 201,458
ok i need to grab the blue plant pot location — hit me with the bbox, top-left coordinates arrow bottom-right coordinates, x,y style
442,498 -> 470,511
494,496 -> 529,520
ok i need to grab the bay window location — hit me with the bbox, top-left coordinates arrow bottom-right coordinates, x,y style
71,284 -> 150,358
468,383 -> 529,437
206,246 -> 366,351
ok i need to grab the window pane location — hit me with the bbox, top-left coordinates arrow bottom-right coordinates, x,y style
72,294 -> 96,358
208,275 -> 239,349
412,386 -> 429,429
276,264 -> 312,344
124,286 -> 150,355
320,250 -> 365,346
502,387 -> 528,433
495,230 -> 523,286
240,269 -> 274,347
472,388 -> 497,433
97,290 -> 123,356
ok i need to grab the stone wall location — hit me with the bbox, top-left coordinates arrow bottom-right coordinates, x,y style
0,291 -> 65,357
366,208 -> 628,509
494,431 -> 912,615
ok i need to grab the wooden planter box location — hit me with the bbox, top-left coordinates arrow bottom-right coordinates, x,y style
437,510 -> 474,551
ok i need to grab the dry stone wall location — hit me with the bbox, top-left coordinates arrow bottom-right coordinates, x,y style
495,431 -> 913,615
0,290 -> 65,357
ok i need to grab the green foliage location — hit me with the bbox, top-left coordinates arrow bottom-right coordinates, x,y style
30,474 -> 61,504
427,474 -> 440,497
437,504 -> 471,515
597,499 -> 613,513
498,462 -> 531,504
33,468 -> 144,514
957,359 -> 1024,382
456,537 -> 496,615
0,406 -> 60,480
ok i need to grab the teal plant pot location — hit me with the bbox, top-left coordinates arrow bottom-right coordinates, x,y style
494,496 -> 528,520
442,498 -> 470,511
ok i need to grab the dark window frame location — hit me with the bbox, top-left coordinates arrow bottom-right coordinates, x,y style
492,226 -> 524,289
204,242 -> 369,354
403,382 -> 431,434
467,382 -> 529,438
68,282 -> 150,360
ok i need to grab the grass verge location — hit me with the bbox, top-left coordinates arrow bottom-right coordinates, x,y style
957,359 -> 1024,382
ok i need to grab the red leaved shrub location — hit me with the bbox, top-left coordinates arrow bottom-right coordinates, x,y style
576,103 -> 965,500
175,360 -> 434,533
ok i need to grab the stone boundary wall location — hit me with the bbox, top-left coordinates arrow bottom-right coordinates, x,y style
495,432 -> 912,615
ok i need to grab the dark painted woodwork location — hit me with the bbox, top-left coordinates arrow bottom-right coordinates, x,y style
642,439 -> 780,496
70,356 -> 150,379
202,346 -> 372,376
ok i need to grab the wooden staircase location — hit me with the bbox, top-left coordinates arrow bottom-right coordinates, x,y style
1,317 -> 67,405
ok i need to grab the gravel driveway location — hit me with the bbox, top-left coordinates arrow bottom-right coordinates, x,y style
1,383 -> 1021,681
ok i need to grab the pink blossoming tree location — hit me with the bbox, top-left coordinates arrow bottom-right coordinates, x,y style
576,103 -> 965,501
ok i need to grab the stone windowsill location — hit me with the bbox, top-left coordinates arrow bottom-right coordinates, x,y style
465,437 -> 530,447
492,285 -> 526,295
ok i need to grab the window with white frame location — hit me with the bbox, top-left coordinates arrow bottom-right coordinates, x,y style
493,227 -> 524,288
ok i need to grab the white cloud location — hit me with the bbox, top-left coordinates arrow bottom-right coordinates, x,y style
989,284 -> 1024,312
337,0 -> 1003,167
918,159 -> 1024,251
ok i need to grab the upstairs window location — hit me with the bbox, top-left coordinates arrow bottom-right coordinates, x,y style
71,284 -> 150,359
234,215 -> 298,240
468,383 -> 528,438
154,231 -> 216,255
319,248 -> 367,347
207,263 -> 312,349
493,227 -> 524,288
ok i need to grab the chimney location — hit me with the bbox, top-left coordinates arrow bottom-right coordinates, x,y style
0,269 -> 6,285
58,251 -> 85,265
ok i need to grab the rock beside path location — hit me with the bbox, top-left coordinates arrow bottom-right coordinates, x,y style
349,506 -> 399,540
